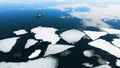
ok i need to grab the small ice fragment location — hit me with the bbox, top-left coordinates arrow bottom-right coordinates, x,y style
13,29 -> 27,35
25,39 -> 38,48
83,50 -> 95,57
28,49 -> 41,59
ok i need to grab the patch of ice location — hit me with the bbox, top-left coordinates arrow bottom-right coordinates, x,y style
60,29 -> 85,44
89,39 -> 120,58
0,56 -> 58,68
31,26 -> 60,44
116,59 -> 120,67
97,58 -> 110,65
84,31 -> 107,40
93,65 -> 111,68
44,44 -> 74,57
101,28 -> 120,34
28,49 -> 41,59
83,50 -> 95,57
13,29 -> 28,35
112,39 -> 120,48
0,37 -> 19,52
82,63 -> 93,67
25,39 -> 38,48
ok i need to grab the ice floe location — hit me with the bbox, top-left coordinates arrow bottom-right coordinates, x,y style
31,26 -> 60,44
101,28 -> 120,34
83,50 -> 95,57
84,31 -> 107,40
0,56 -> 58,68
25,39 -> 38,48
112,39 -> 120,48
89,39 -> 120,58
44,44 -> 74,57
28,49 -> 41,59
13,29 -> 28,35
93,64 -> 111,68
82,63 -> 93,67
60,29 -> 85,44
0,37 -> 19,52
116,59 -> 120,67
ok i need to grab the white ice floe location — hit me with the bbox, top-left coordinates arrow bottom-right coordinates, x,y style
84,31 -> 107,40
25,39 -> 38,48
97,58 -> 110,65
31,26 -> 60,44
116,59 -> 120,67
0,37 -> 19,52
83,50 -> 94,57
89,39 -> 120,58
112,39 -> 120,48
0,56 -> 58,68
13,29 -> 28,35
28,49 -> 41,59
82,63 -> 93,67
101,28 -> 120,34
44,44 -> 74,57
93,65 -> 111,68
60,29 -> 85,44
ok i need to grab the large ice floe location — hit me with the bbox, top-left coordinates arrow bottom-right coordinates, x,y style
44,44 -> 74,57
31,26 -> 60,44
0,37 -> 19,52
89,39 -> 120,58
101,28 -> 120,34
83,31 -> 107,40
60,29 -> 85,44
0,56 -> 58,68
112,39 -> 120,48
13,29 -> 28,35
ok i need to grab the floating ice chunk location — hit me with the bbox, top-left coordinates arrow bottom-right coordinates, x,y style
97,58 -> 110,65
83,31 -> 107,40
83,50 -> 94,57
0,37 -> 19,52
93,65 -> 111,68
82,63 -> 93,67
0,56 -> 58,68
28,49 -> 41,59
116,59 -> 120,67
13,29 -> 28,35
31,26 -> 60,44
101,28 -> 120,34
60,29 -> 85,44
44,44 -> 74,57
112,39 -> 120,48
89,39 -> 120,58
25,39 -> 38,48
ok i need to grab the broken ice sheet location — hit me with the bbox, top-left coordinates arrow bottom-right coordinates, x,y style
0,56 -> 58,68
89,39 -> 120,58
44,44 -> 74,57
13,29 -> 28,35
31,26 -> 60,44
0,37 -> 19,52
60,29 -> 85,44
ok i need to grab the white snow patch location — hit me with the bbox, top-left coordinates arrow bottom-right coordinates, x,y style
31,26 -> 60,44
60,29 -> 85,44
93,65 -> 111,68
0,56 -> 58,68
83,50 -> 94,57
89,39 -> 120,58
25,39 -> 38,48
112,39 -> 120,48
13,29 -> 28,35
84,31 -> 107,40
28,49 -> 41,59
116,59 -> 120,67
0,37 -> 19,52
44,44 -> 74,57
101,28 -> 120,34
